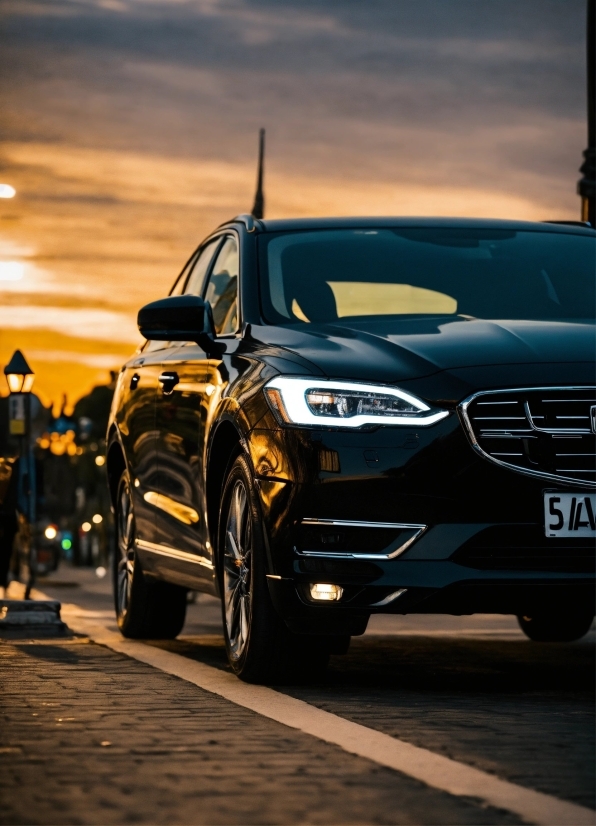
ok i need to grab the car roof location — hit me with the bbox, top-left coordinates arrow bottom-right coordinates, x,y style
227,215 -> 595,235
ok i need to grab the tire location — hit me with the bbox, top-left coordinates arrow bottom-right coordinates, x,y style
218,454 -> 330,683
113,471 -> 187,639
517,610 -> 594,642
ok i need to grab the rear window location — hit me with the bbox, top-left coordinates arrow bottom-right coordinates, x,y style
258,228 -> 596,324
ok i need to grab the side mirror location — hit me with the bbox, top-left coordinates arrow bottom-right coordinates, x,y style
137,295 -> 226,356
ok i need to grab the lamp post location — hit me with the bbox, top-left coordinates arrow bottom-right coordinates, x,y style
578,0 -> 595,226
4,349 -> 35,396
4,350 -> 36,598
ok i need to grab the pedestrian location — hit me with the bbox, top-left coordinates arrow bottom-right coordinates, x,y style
0,459 -> 18,596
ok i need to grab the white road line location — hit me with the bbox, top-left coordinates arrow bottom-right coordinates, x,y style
66,614 -> 594,826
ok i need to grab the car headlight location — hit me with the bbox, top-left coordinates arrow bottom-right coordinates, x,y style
264,377 -> 449,428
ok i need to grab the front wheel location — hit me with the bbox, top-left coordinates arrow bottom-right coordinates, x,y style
113,472 -> 187,639
218,454 -> 330,683
517,610 -> 594,642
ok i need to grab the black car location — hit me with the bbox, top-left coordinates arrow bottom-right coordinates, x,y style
107,216 -> 596,682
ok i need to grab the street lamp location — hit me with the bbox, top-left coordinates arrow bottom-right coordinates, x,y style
3,349 -> 36,598
4,349 -> 35,395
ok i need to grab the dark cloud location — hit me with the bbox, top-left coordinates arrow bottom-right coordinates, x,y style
0,0 -> 588,211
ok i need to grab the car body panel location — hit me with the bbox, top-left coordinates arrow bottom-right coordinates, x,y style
246,319 -> 595,385
113,353 -> 163,544
153,344 -> 212,566
254,216 -> 594,235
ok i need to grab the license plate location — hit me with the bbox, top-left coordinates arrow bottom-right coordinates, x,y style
544,492 -> 596,538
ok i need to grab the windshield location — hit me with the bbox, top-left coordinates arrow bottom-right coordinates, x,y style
258,228 -> 595,324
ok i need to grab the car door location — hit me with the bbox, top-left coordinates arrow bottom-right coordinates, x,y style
116,344 -> 167,546
151,236 -> 227,584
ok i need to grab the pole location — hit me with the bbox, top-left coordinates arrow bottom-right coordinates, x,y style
23,394 -> 36,600
578,0 -> 595,225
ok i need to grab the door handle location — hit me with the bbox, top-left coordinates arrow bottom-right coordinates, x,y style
159,371 -> 179,395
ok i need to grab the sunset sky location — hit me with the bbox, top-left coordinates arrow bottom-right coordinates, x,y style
0,0 -> 588,410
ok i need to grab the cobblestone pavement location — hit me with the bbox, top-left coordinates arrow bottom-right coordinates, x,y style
163,633 -> 595,810
1,566 -> 593,824
0,636 -> 522,826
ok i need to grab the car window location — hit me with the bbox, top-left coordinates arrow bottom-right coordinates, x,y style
169,250 -> 198,296
204,235 -> 239,335
184,238 -> 221,296
258,228 -> 596,323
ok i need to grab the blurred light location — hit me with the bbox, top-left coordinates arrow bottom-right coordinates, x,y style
0,184 -> 16,199
44,525 -> 58,540
92,513 -> 103,524
6,372 -> 35,394
61,538 -> 72,550
67,443 -> 77,456
134,478 -> 140,487
95,455 -> 106,466
309,583 -> 343,602
82,521 -> 92,532
7,374 -> 23,393
95,566 -> 107,579
50,438 -> 66,456
0,261 -> 25,281
4,350 -> 35,394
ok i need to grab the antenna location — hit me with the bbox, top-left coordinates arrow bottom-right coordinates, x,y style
251,128 -> 265,219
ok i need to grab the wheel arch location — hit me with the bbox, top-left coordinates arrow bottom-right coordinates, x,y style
106,428 -> 127,509
206,420 -> 245,551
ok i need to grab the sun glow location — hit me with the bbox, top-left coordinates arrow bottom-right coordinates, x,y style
0,262 -> 25,281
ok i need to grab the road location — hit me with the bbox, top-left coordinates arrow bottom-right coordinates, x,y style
1,565 -> 593,825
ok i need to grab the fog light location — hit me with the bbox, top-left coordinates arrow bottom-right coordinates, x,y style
309,583 -> 343,602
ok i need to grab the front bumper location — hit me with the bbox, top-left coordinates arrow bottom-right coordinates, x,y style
249,421 -> 595,634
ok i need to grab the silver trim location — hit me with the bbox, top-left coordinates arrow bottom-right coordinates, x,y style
299,519 -> 426,559
136,538 -> 213,569
459,386 -> 596,489
370,588 -> 408,607
524,401 -> 591,435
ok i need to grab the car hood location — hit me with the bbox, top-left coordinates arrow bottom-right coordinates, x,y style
251,317 -> 595,384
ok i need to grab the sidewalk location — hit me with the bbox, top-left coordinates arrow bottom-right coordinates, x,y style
1,566 -> 592,824
0,634 -> 521,826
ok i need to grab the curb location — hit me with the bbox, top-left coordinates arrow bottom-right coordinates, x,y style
0,599 -> 68,637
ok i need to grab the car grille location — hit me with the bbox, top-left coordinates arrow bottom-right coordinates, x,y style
453,525 -> 596,573
460,387 -> 596,487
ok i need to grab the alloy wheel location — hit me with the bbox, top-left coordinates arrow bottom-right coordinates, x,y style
223,480 -> 253,659
116,478 -> 135,621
